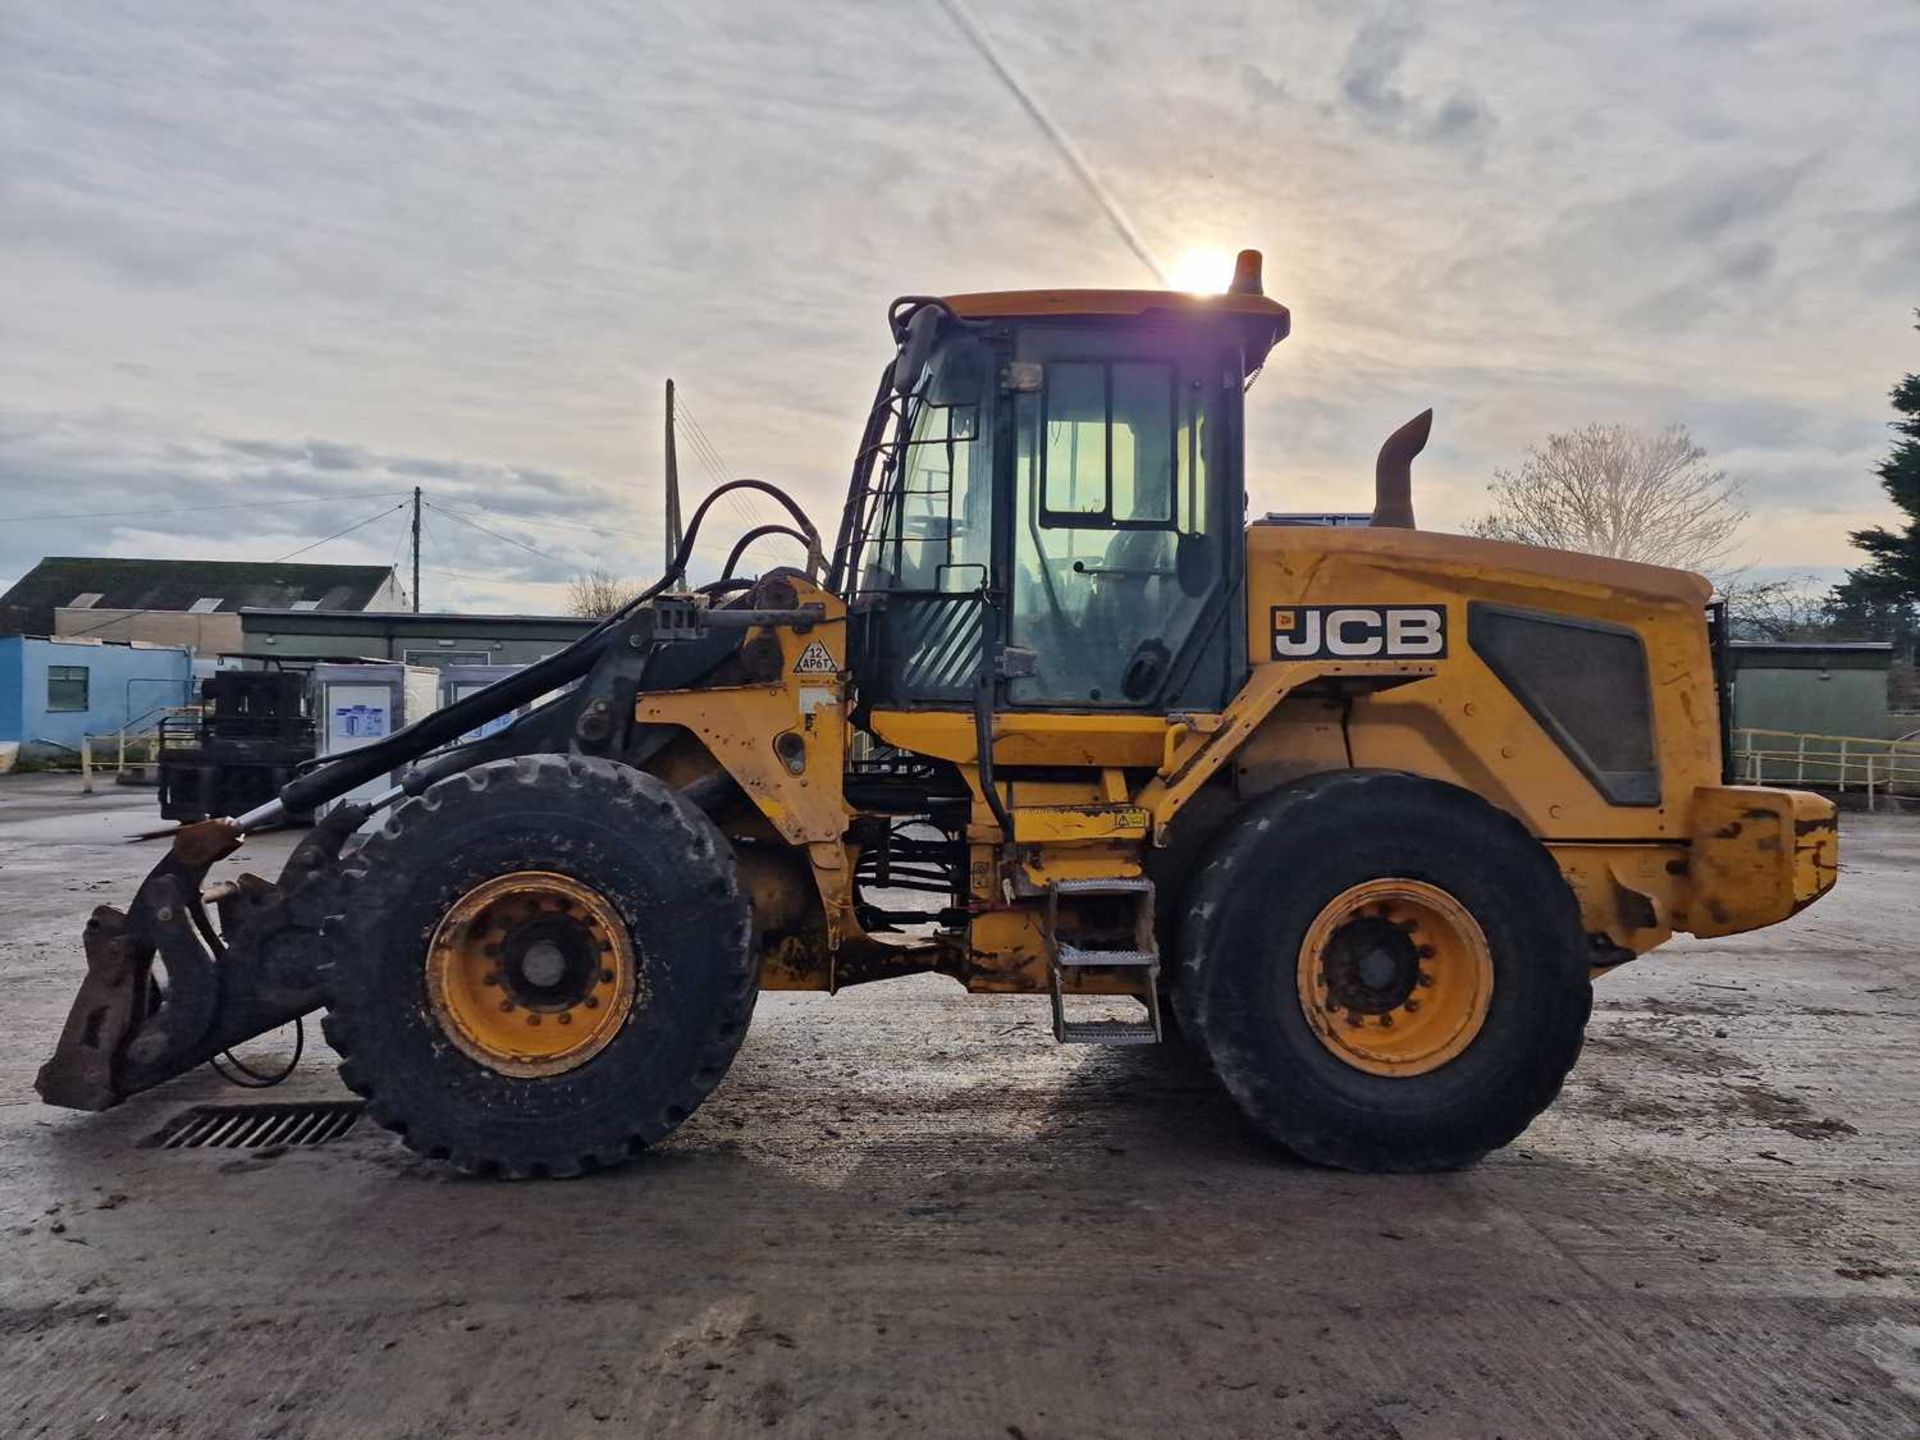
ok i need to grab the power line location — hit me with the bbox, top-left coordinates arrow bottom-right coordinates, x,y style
428,496 -> 667,545
8,492 -> 412,525
426,493 -> 791,569
44,501 -> 408,641
53,502 -> 411,640
417,507 -> 457,611
673,394 -> 765,529
273,503 -> 410,562
423,500 -> 570,565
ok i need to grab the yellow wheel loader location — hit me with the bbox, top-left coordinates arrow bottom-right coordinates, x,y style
36,251 -> 1839,1177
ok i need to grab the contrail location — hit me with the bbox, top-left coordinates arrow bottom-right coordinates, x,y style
934,0 -> 1170,286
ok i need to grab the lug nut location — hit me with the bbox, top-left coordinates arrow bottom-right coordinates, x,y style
1416,972 -> 1434,988
483,973 -> 501,987
558,1013 -> 572,1025
583,996 -> 600,1009
599,968 -> 614,983
1416,944 -> 1435,959
527,1014 -> 542,1026
499,999 -> 516,1012
1404,999 -> 1421,1013
1379,1014 -> 1395,1027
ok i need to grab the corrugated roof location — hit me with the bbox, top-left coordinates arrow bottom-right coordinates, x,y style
0,557 -> 396,637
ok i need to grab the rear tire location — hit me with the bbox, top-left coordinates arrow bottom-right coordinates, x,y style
1176,771 -> 1590,1172
319,755 -> 757,1178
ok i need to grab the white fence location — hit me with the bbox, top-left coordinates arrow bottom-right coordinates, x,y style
1732,727 -> 1920,810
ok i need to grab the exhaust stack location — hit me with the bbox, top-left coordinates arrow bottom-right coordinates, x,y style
1372,409 -> 1432,529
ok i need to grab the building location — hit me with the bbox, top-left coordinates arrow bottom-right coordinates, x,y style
239,609 -> 594,669
0,557 -> 403,654
1729,641 -> 1895,740
0,636 -> 194,767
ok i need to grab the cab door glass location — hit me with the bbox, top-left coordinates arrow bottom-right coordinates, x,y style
1011,339 -> 1220,707
865,336 -> 995,594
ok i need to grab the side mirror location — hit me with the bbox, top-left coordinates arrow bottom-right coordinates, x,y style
892,305 -> 945,396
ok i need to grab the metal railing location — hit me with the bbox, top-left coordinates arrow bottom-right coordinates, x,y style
80,705 -> 201,793
1731,727 -> 1920,811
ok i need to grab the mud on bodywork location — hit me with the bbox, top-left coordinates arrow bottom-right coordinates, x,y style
1678,785 -> 1839,940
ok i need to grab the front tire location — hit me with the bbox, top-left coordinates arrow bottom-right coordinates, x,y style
320,755 -> 757,1178
1176,772 -> 1591,1172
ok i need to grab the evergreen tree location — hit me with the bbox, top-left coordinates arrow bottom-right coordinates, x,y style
1843,313 -> 1920,604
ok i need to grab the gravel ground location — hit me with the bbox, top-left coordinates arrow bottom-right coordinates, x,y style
1,774 -> 1915,1439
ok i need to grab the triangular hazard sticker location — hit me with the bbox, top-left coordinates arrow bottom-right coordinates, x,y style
792,641 -> 837,674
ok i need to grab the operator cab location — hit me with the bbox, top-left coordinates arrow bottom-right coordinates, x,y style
837,255 -> 1290,717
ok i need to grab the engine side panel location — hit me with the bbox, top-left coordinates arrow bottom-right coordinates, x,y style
1242,525 -> 1721,843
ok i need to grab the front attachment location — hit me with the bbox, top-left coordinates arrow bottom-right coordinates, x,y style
34,819 -> 329,1111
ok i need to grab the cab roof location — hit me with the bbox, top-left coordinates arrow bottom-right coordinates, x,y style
938,288 -> 1290,373
942,287 -> 1290,329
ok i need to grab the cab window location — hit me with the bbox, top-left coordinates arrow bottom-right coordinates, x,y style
1010,331 -> 1223,708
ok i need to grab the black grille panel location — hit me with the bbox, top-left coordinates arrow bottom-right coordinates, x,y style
854,591 -> 985,707
144,1101 -> 365,1149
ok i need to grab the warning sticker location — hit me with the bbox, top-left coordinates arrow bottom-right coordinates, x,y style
792,640 -> 838,674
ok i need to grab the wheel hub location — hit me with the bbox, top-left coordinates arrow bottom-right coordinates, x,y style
1296,878 -> 1493,1077
425,871 -> 638,1078
1321,914 -> 1420,1015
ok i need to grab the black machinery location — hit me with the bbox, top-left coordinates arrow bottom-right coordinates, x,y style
157,668 -> 316,823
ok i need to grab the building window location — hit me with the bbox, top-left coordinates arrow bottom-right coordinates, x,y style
403,649 -> 490,668
68,592 -> 104,610
47,665 -> 90,712
187,597 -> 223,614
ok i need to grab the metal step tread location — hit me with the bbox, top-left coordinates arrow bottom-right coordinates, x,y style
1056,1019 -> 1160,1045
1049,876 -> 1154,896
1055,945 -> 1158,968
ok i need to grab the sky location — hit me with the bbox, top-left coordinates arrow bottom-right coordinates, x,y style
2,0 -> 1916,611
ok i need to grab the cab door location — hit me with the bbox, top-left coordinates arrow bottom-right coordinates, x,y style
1005,329 -> 1244,711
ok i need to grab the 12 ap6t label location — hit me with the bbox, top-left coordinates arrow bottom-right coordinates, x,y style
1270,605 -> 1447,660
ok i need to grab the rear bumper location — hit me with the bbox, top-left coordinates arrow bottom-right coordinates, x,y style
1677,785 -> 1839,939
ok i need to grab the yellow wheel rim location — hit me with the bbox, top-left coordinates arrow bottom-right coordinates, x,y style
425,871 -> 637,1079
1296,878 -> 1493,1077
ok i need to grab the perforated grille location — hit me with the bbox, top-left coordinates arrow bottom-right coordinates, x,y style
143,1101 -> 364,1149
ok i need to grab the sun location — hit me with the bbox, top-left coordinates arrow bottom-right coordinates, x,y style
1168,246 -> 1236,294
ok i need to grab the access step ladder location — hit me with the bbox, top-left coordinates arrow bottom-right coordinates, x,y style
1045,876 -> 1162,1045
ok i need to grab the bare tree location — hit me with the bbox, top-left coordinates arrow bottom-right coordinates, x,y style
1717,574 -> 1835,641
565,568 -> 638,619
1469,423 -> 1746,573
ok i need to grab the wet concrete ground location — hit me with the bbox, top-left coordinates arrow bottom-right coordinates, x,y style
1,774 -> 1916,1438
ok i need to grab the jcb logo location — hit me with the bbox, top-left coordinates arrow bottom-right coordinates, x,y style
1271,605 -> 1447,660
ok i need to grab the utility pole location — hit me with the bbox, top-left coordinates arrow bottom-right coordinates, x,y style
411,485 -> 422,614
663,378 -> 683,572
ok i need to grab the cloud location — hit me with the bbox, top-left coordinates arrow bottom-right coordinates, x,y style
1240,64 -> 1287,106
0,410 -> 673,610
1339,13 -> 1422,126
1335,11 -> 1493,147
0,0 -> 1913,613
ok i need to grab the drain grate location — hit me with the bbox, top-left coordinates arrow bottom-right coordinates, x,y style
144,1101 -> 365,1150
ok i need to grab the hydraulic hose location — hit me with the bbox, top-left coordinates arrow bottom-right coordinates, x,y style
720,524 -> 813,582
263,478 -> 823,824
